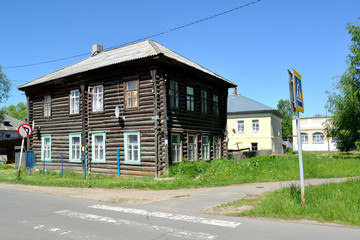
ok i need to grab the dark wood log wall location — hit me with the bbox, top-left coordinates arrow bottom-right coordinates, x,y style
25,60 -> 230,176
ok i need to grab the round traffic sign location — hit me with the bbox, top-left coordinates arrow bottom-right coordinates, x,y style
18,123 -> 33,139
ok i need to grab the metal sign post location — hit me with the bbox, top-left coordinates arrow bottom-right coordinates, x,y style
17,124 -> 33,177
288,69 -> 306,206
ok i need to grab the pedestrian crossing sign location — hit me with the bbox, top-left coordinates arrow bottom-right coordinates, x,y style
293,69 -> 304,113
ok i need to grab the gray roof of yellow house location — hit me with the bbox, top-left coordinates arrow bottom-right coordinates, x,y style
228,94 -> 285,119
18,39 -> 236,89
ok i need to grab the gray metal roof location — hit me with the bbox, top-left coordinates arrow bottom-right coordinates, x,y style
228,94 -> 284,118
19,39 -> 236,89
0,115 -> 25,132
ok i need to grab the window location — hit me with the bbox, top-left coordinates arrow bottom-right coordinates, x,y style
69,133 -> 81,162
44,95 -> 51,117
312,132 -> 324,143
125,131 -> 141,164
125,80 -> 139,109
213,94 -> 219,116
251,142 -> 258,151
188,134 -> 197,160
186,86 -> 194,111
301,133 -> 308,143
92,132 -> 106,163
169,81 -> 179,109
92,85 -> 103,112
201,90 -> 207,114
70,90 -> 80,114
252,120 -> 259,132
201,136 -> 209,160
171,134 -> 181,163
237,120 -> 244,133
41,135 -> 52,161
214,136 -> 221,158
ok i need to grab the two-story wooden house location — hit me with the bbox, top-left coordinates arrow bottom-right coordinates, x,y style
18,40 -> 236,175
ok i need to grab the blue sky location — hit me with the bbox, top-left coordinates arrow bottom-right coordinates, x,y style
1,0 -> 359,117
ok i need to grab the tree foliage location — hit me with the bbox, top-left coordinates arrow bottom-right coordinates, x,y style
1,102 -> 28,121
0,65 -> 11,122
326,20 -> 360,151
277,99 -> 295,138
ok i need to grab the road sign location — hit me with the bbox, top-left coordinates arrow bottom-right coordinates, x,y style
18,123 -> 33,139
288,70 -> 295,112
293,69 -> 304,113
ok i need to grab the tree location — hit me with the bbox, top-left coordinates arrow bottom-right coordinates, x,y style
1,102 -> 28,121
326,20 -> 360,151
0,65 -> 11,122
277,99 -> 295,138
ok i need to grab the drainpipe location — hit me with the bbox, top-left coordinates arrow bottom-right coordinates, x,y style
162,74 -> 169,171
151,69 -> 158,177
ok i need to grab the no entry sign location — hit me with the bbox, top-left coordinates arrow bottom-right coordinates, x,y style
18,123 -> 33,139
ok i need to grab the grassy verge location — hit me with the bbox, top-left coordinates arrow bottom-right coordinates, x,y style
0,152 -> 360,189
221,179 -> 360,226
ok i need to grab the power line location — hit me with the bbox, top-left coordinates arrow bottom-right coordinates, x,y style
3,0 -> 262,69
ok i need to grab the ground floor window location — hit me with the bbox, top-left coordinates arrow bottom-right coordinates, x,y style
214,136 -> 221,159
69,133 -> 81,162
92,132 -> 106,163
125,131 -> 141,164
251,142 -> 258,151
201,136 -> 209,160
188,134 -> 197,160
312,132 -> 324,143
171,134 -> 181,163
41,135 -> 52,161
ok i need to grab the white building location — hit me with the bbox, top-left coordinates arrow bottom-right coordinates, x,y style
292,116 -> 337,151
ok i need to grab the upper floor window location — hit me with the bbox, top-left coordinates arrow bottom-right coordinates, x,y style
252,120 -> 259,132
125,80 -> 139,109
301,133 -> 308,143
92,85 -> 103,112
213,94 -> 219,116
237,120 -> 244,133
201,90 -> 207,114
70,89 -> 79,114
44,95 -> 51,117
169,81 -> 179,109
186,86 -> 194,111
312,132 -> 324,143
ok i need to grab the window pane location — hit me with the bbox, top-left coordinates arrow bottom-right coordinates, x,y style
127,81 -> 137,90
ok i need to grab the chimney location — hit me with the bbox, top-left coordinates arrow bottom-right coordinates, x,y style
91,44 -> 103,56
232,87 -> 237,96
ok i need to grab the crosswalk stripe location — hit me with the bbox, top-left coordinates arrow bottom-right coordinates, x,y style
55,210 -> 216,240
89,204 -> 241,228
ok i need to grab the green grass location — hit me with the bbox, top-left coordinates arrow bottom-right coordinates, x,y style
0,152 -> 360,190
225,179 -> 360,226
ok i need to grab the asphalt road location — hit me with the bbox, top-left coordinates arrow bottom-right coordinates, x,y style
1,184 -> 360,240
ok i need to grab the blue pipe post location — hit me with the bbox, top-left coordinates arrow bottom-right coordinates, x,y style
61,152 -> 63,177
117,149 -> 120,176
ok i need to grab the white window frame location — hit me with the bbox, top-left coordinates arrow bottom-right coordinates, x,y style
92,85 -> 103,112
201,136 -> 210,160
92,132 -> 106,163
214,136 -> 221,159
312,132 -> 324,143
69,133 -> 82,162
252,119 -> 259,132
125,80 -> 139,109
70,89 -> 80,114
186,86 -> 194,111
237,120 -> 244,133
169,81 -> 179,109
44,95 -> 51,117
171,133 -> 181,163
301,133 -> 309,143
41,135 -> 52,161
124,131 -> 141,165
188,134 -> 197,161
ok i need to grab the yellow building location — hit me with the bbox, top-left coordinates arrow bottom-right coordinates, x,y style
227,93 -> 285,154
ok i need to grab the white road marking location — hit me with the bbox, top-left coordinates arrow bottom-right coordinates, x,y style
89,204 -> 241,228
55,210 -> 216,240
